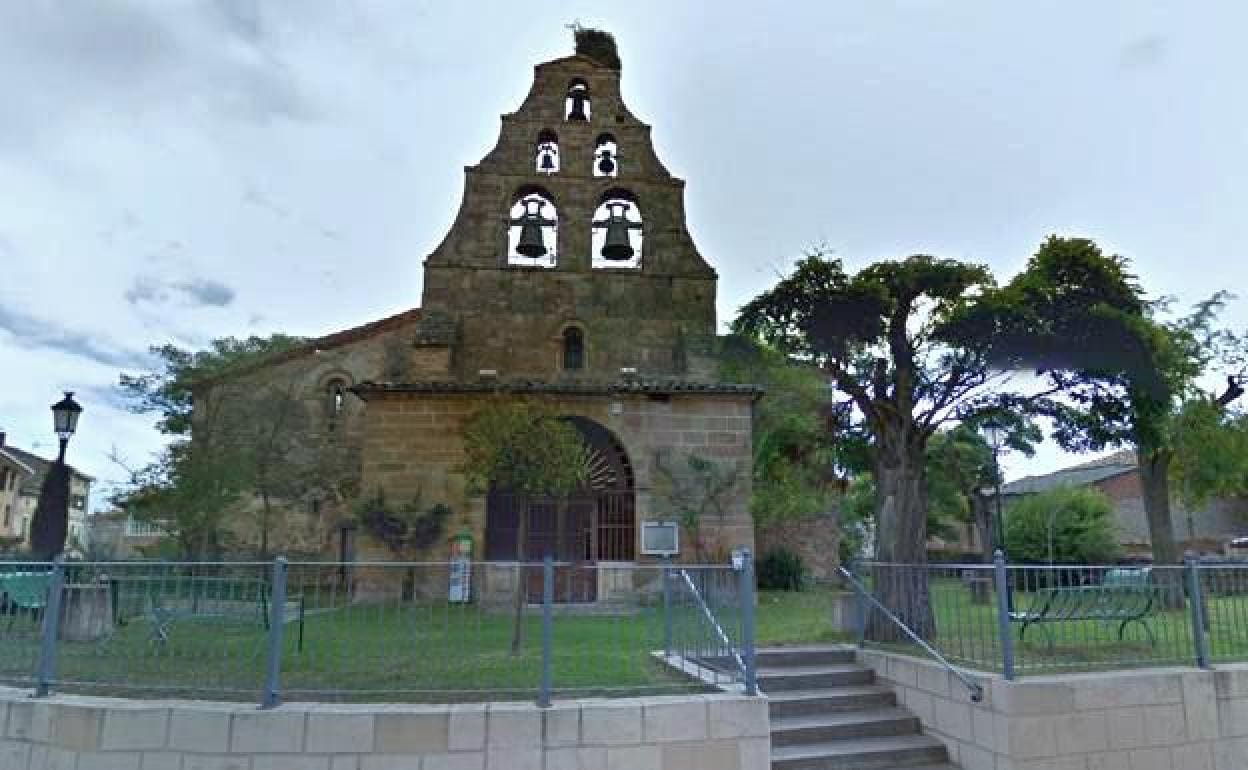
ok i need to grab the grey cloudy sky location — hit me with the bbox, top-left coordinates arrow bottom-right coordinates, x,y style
2,1 -> 1246,503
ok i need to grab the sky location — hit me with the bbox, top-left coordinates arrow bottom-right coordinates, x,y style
2,1 -> 1247,508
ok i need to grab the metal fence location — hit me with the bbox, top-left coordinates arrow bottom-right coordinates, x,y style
0,556 -> 756,706
847,553 -> 1248,678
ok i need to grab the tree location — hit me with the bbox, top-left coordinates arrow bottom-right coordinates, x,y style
1170,397 -> 1248,514
983,237 -> 1244,566
718,335 -> 844,530
654,454 -> 741,561
1004,486 -> 1120,565
736,252 -> 1027,638
460,401 -> 589,654
114,335 -> 321,558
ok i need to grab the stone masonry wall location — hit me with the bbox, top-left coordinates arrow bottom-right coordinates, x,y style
0,689 -> 769,770
356,390 -> 755,563
858,649 -> 1248,770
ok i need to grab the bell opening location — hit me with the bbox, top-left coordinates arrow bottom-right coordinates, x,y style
591,196 -> 642,270
508,192 -> 558,268
565,79 -> 591,122
593,134 -> 618,178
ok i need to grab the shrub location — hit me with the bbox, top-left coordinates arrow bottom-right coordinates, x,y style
757,548 -> 808,591
1004,485 -> 1120,564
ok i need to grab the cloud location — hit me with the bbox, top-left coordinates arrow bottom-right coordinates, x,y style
1119,35 -> 1167,69
124,276 -> 236,308
0,304 -> 151,369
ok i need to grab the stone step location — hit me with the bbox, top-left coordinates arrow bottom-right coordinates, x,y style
755,646 -> 857,668
770,707 -> 921,747
770,733 -> 948,770
758,664 -> 874,691
767,686 -> 898,718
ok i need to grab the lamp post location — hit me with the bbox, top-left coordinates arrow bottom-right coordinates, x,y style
980,420 -> 1007,556
51,392 -> 83,463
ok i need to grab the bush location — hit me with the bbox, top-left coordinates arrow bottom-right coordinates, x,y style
1004,486 -> 1120,564
757,548 -> 808,591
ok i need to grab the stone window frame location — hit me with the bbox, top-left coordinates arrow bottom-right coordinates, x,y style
591,187 -> 644,270
593,132 -> 619,177
535,128 -> 560,175
558,322 -> 589,373
318,370 -> 355,430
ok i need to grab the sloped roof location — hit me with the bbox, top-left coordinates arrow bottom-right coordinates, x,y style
0,444 -> 93,496
194,307 -> 423,388
1003,450 -> 1136,496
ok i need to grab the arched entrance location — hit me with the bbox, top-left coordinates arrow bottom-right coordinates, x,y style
484,417 -> 636,601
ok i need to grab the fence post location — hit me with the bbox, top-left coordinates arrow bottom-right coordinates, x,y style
538,555 -> 554,708
261,556 -> 288,709
1186,554 -> 1210,670
661,556 -> 673,658
34,556 -> 67,698
993,550 -> 1015,681
849,560 -> 867,648
738,549 -> 757,696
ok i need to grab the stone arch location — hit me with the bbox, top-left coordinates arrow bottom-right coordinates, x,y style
591,188 -> 643,269
535,129 -> 559,174
484,415 -> 636,589
565,78 -> 591,121
593,133 -> 618,177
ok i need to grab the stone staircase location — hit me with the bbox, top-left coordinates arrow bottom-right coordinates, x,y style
760,646 -> 957,770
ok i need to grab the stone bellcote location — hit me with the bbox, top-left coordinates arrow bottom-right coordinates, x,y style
418,36 -> 719,383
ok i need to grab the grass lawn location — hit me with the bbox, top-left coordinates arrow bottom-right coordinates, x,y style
2,582 -> 1245,701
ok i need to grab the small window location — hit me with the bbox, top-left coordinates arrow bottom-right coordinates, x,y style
535,130 -> 559,174
326,378 -> 349,430
563,327 -> 585,371
593,134 -> 618,177
565,79 -> 590,121
3,504 -> 10,528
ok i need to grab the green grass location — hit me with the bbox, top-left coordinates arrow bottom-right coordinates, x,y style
2,581 -> 1245,701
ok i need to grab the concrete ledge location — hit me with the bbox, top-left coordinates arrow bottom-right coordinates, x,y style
0,688 -> 769,770
857,649 -> 1248,770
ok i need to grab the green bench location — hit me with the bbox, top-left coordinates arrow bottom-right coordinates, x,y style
0,572 -> 50,628
1010,567 -> 1158,646
112,576 -> 304,649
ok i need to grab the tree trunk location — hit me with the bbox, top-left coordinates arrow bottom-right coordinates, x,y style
1137,447 -> 1184,608
868,442 -> 936,641
510,497 -> 529,656
971,493 -> 995,564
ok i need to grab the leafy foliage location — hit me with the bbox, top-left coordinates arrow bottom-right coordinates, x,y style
756,548 -> 808,591
1004,486 -> 1121,564
654,453 -> 741,560
719,335 -> 842,527
354,491 -> 452,555
460,402 -> 589,499
1171,399 -> 1248,507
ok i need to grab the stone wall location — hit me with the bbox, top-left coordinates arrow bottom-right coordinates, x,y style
754,512 -> 840,582
357,391 -> 756,564
0,689 -> 769,770
858,648 -> 1248,770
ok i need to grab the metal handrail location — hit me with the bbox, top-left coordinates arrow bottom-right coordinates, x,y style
679,569 -> 748,681
838,565 -> 984,702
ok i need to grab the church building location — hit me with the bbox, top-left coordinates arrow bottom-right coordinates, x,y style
196,34 -> 758,597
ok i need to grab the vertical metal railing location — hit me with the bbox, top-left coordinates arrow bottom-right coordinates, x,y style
34,556 -> 66,697
537,555 -> 554,708
994,550 -> 1016,680
738,550 -> 757,696
261,556 -> 288,708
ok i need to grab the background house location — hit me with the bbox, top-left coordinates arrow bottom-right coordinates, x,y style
0,428 -> 93,551
1002,449 -> 1248,557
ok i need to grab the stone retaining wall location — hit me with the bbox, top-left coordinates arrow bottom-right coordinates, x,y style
0,688 -> 769,770
858,649 -> 1248,770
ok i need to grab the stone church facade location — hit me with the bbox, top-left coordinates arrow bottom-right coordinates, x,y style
196,41 -> 757,589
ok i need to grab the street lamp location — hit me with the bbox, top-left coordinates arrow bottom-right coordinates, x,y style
980,419 -> 1007,556
51,392 -> 83,462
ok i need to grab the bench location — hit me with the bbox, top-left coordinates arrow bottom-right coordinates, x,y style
0,571 -> 50,628
112,576 -> 304,650
1009,567 -> 1158,647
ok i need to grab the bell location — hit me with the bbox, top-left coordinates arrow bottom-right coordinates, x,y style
601,215 -> 634,261
596,150 -> 615,176
540,151 -> 556,172
516,218 -> 547,258
568,91 -> 589,121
